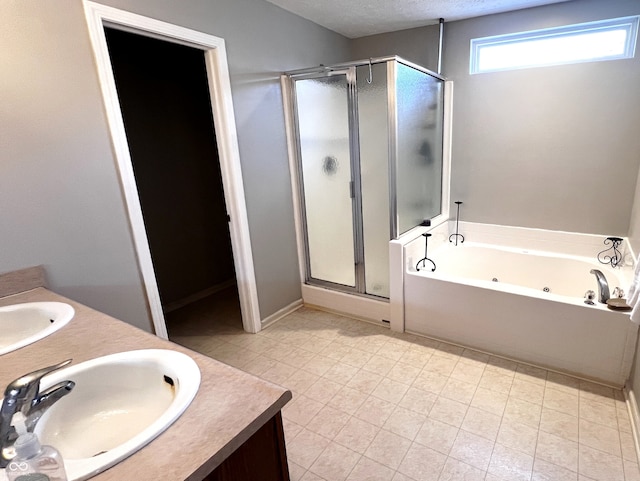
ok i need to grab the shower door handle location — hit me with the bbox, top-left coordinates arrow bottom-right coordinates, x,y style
349,180 -> 355,198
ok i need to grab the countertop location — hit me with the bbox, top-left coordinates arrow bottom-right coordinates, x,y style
0,287 -> 292,480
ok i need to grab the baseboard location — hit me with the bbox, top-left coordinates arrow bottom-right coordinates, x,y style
301,284 -> 390,324
163,279 -> 236,313
624,386 -> 640,464
261,298 -> 303,329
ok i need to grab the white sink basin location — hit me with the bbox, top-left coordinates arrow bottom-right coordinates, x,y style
31,349 -> 200,481
0,302 -> 74,355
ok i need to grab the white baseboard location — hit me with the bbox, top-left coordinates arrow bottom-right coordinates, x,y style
163,279 -> 236,313
301,284 -> 390,324
624,386 -> 640,464
261,298 -> 303,329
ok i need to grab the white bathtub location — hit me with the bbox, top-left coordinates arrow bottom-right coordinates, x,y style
402,224 -> 638,386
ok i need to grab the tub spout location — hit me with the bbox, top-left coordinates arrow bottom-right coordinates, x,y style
590,269 -> 610,304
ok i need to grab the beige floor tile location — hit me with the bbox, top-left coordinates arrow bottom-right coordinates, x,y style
578,444 -> 624,481
328,386 -> 369,415
355,395 -> 397,427
580,381 -> 616,407
397,442 -> 447,481
546,371 -> 580,394
580,398 -> 618,429
440,378 -> 478,405
429,397 -> 469,428
460,406 -> 501,441
398,348 -> 432,369
415,418 -> 459,455
536,430 -> 579,472
391,473 -> 413,481
618,410 -> 633,434
479,370 -> 514,394
469,387 -> 508,417
364,429 -> 412,470
450,362 -> 485,385
281,348 -> 318,368
346,369 -> 383,394
288,428 -> 331,469
309,442 -> 361,481
346,456 -> 395,481
306,405 -> 351,439
341,348 -> 375,369
623,459 -> 640,481
532,458 -> 578,481
579,418 -> 622,457
485,356 -> 518,375
425,354 -> 459,377
371,378 -> 410,404
488,443 -> 534,481
334,417 -> 380,454
510,377 -> 545,404
413,370 -> 449,395
460,349 -> 490,365
540,406 -> 579,442
283,418 -> 304,440
620,430 -> 638,461
323,362 -> 360,385
241,354 -> 279,376
387,361 -> 422,385
286,369 -> 322,394
299,336 -> 334,355
283,394 -> 325,427
449,430 -> 495,471
504,396 -> 542,427
399,386 -> 437,416
515,363 -> 547,384
362,355 -> 395,376
261,360 -> 298,385
303,355 -> 338,376
377,342 -> 410,361
437,457 -> 486,481
383,406 -> 426,440
543,386 -> 579,416
289,461 -> 307,481
496,418 -> 538,456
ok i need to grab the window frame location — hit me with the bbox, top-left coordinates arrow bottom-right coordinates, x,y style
470,15 -> 640,74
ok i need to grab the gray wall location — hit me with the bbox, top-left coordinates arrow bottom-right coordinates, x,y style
444,0 -> 640,235
1,0 -> 350,331
350,25 -> 441,73
354,0 -> 640,235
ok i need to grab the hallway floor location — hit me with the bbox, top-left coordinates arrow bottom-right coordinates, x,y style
170,305 -> 640,481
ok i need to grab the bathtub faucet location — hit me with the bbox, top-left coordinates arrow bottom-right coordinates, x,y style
589,269 -> 610,304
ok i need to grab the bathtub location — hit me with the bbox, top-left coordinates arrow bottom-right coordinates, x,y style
402,223 -> 638,386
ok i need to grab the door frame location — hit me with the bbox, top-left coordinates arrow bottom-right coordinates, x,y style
83,1 -> 261,336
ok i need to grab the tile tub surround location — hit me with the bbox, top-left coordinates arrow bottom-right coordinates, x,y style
0,288 -> 291,480
171,306 -> 640,481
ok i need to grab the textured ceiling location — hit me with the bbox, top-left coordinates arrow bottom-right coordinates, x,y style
263,0 -> 572,38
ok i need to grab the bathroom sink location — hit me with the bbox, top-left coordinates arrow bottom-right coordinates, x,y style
0,302 -> 74,355
32,349 -> 200,481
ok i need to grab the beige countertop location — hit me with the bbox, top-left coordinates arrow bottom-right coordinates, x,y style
0,286 -> 292,480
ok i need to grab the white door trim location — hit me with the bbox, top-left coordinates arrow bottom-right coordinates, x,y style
83,1 -> 261,336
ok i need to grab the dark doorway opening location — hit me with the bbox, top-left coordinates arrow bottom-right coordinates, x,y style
104,27 -> 242,337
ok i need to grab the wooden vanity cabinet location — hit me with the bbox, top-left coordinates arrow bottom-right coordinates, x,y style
202,412 -> 290,481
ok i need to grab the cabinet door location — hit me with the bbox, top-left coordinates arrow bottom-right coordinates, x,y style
202,412 -> 290,481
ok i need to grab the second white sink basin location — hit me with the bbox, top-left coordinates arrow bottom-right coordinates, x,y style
0,302 -> 74,355
33,349 -> 201,481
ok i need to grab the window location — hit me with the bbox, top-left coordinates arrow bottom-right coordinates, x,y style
470,16 -> 639,74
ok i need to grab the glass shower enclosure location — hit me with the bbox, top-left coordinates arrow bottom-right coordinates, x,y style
283,56 -> 446,300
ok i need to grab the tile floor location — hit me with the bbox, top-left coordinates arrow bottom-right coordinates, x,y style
169,300 -> 640,481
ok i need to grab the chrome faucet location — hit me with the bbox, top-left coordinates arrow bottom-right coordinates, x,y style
590,269 -> 611,304
0,359 -> 74,467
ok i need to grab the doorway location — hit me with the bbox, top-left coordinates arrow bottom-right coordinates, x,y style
83,1 -> 261,336
104,27 -> 241,334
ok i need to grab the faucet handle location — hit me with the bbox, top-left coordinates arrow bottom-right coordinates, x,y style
4,359 -> 72,399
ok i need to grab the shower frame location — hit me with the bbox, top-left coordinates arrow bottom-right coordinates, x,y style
282,56 -> 450,303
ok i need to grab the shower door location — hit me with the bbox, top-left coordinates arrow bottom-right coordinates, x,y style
292,69 -> 366,293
